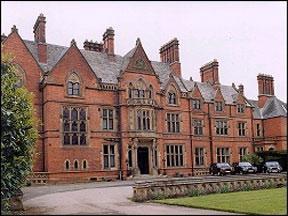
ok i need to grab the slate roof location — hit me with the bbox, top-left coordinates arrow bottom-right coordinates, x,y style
248,97 -> 287,119
22,39 -> 252,106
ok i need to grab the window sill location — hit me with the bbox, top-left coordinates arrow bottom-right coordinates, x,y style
64,95 -> 85,100
62,145 -> 90,148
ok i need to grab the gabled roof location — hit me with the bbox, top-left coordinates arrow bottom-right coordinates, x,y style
248,96 -> 287,119
20,39 -> 261,108
24,40 -> 68,73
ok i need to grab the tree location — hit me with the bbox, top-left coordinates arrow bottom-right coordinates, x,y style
1,53 -> 38,214
242,153 -> 263,166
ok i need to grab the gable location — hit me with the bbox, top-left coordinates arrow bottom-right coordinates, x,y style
191,83 -> 204,100
214,87 -> 225,101
48,44 -> 99,86
124,40 -> 157,76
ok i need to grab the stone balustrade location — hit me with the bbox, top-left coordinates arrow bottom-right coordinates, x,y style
132,174 -> 287,202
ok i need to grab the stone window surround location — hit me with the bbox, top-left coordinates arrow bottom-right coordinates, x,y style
193,119 -> 204,136
64,159 -> 70,171
166,112 -> 181,133
99,106 -> 118,132
237,104 -> 245,113
134,108 -> 155,132
215,101 -> 224,112
101,143 -> 118,170
215,119 -> 228,136
65,71 -> 84,98
165,144 -> 185,168
61,106 -> 89,147
166,84 -> 180,107
216,147 -> 231,163
239,147 -> 248,162
194,147 -> 205,167
238,121 -> 247,137
191,98 -> 201,110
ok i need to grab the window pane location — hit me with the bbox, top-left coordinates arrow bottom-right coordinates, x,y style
65,161 -> 69,170
80,121 -> 86,132
110,155 -> 115,167
80,108 -> 86,120
64,134 -> 70,145
72,133 -> 78,145
72,121 -> 78,131
104,145 -> 108,154
64,121 -> 70,131
110,145 -> 115,154
74,161 -> 78,169
104,155 -> 109,168
63,108 -> 70,119
71,108 -> 78,121
80,134 -> 86,145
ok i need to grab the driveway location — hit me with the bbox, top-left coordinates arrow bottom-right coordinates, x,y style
23,183 -> 236,215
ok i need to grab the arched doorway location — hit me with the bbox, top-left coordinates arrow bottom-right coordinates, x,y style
137,147 -> 149,174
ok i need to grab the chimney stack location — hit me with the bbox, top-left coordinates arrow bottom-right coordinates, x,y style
238,84 -> 244,95
159,38 -> 181,77
200,59 -> 219,85
83,40 -> 103,52
103,27 -> 114,55
257,74 -> 274,108
33,13 -> 47,63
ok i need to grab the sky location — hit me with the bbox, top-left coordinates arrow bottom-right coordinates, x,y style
1,1 -> 287,102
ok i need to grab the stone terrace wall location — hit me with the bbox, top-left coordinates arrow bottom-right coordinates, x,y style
132,174 -> 287,202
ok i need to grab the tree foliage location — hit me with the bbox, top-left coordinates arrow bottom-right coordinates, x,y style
1,53 -> 38,213
242,153 -> 263,166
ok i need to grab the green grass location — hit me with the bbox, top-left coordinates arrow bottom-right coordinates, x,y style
155,187 -> 287,215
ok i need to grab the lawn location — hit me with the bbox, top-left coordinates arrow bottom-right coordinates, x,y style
155,187 -> 287,215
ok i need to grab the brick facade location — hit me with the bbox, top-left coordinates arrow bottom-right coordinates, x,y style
2,14 -> 286,183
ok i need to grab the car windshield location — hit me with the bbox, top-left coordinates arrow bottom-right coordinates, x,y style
266,161 -> 279,166
218,163 -> 230,168
239,162 -> 252,167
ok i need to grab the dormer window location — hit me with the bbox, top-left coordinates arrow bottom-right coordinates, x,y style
192,99 -> 201,110
168,92 -> 177,105
215,101 -> 224,112
237,104 -> 245,113
67,72 -> 81,96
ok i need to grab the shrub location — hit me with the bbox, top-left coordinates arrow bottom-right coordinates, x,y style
1,53 -> 38,214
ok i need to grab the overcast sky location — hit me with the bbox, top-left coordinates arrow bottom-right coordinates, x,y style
2,1 -> 287,102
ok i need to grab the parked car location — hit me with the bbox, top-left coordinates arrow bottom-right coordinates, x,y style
263,161 -> 282,173
209,163 -> 233,176
232,162 -> 257,174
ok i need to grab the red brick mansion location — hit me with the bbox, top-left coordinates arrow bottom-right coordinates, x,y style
2,14 -> 287,183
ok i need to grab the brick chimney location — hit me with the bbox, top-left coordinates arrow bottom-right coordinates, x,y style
103,27 -> 114,55
83,40 -> 103,52
33,13 -> 47,63
257,74 -> 274,108
200,59 -> 219,85
238,84 -> 244,95
159,38 -> 181,77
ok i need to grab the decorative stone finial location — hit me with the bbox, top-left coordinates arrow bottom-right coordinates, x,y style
70,39 -> 77,47
11,25 -> 18,33
136,38 -> 141,46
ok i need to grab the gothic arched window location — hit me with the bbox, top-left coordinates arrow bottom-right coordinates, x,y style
67,73 -> 81,96
64,160 -> 70,170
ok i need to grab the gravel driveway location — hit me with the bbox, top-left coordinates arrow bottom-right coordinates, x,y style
23,184 -> 236,215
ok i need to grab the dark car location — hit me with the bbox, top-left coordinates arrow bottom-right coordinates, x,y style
232,162 -> 257,174
209,163 -> 233,176
263,161 -> 282,173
